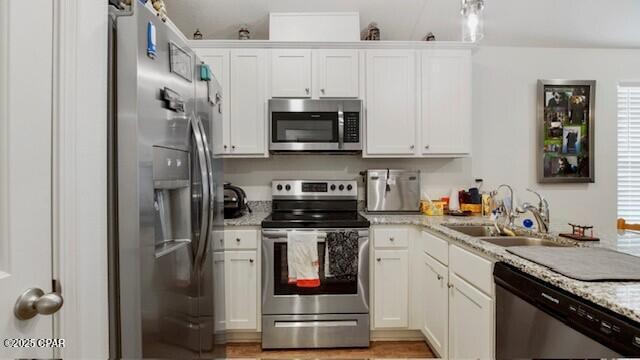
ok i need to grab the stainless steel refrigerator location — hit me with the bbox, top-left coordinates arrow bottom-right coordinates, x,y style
108,2 -> 224,358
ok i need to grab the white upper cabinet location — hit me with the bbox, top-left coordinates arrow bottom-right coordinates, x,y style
229,49 -> 267,155
314,49 -> 359,98
365,50 -> 417,156
271,49 -> 312,98
420,49 -> 471,155
197,49 -> 230,155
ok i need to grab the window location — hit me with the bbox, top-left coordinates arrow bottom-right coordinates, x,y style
617,84 -> 640,223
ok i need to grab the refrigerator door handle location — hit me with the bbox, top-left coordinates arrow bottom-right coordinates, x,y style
190,114 -> 210,270
195,115 -> 215,269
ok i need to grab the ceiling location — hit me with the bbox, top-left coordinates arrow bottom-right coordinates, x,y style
165,0 -> 640,48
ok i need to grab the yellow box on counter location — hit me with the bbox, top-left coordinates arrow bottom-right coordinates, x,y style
460,203 -> 482,214
421,200 -> 445,216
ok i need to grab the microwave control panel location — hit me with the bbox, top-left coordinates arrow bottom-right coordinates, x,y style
344,112 -> 360,143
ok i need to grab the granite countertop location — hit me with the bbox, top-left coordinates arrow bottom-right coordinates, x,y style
224,210 -> 640,323
363,212 -> 640,324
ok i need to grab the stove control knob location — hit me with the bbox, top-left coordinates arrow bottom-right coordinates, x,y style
347,184 -> 353,191
276,184 -> 283,191
330,184 -> 336,191
285,184 -> 291,191
338,184 -> 345,191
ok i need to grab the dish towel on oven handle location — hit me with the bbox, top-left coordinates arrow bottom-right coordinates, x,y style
325,230 -> 359,280
287,231 -> 321,288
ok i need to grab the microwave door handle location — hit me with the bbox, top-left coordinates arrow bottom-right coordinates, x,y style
338,104 -> 344,150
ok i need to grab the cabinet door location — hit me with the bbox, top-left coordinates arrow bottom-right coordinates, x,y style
224,251 -> 258,330
229,49 -> 266,155
271,49 -> 312,98
213,252 -> 225,332
373,249 -> 409,328
448,273 -> 494,359
315,49 -> 359,98
421,253 -> 449,358
197,49 -> 230,155
365,50 -> 417,155
420,50 -> 471,155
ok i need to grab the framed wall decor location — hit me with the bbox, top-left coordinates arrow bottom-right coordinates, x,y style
537,79 -> 595,183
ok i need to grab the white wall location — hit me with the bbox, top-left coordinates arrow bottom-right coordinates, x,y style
225,46 -> 640,244
473,46 -> 640,243
224,155 -> 474,201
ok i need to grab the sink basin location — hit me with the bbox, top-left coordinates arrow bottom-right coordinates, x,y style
444,224 -> 501,237
478,236 -> 571,247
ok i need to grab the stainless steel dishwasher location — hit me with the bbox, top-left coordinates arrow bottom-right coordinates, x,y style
494,263 -> 640,358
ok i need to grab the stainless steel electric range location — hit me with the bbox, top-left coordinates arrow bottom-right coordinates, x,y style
261,180 -> 370,349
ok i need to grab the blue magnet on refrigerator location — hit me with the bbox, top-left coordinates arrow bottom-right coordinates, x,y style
146,21 -> 157,59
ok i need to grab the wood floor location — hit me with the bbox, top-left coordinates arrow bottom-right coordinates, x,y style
224,341 -> 436,359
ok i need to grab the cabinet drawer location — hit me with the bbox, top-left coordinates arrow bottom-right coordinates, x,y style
449,245 -> 493,295
373,227 -> 409,248
421,231 -> 448,265
212,229 -> 225,251
224,229 -> 258,250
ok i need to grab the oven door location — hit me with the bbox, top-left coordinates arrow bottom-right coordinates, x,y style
261,229 -> 369,315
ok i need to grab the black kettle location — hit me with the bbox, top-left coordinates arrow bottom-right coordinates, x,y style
223,183 -> 251,219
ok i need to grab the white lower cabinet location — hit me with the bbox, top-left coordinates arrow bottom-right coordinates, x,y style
373,249 -> 409,328
213,252 -> 226,332
448,273 -> 494,359
421,252 -> 449,358
224,250 -> 258,330
219,228 -> 260,332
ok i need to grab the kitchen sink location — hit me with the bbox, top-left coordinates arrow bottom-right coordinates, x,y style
477,236 -> 571,247
444,224 -> 501,237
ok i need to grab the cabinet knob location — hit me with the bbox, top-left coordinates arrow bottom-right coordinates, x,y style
389,237 -> 395,242
376,258 -> 381,262
437,274 -> 443,280
410,145 -> 415,150
231,145 -> 236,150
223,144 -> 228,149
249,259 -> 254,263
447,283 -> 453,288
219,239 -> 223,243
305,88 -> 310,94
321,88 -> 325,94
236,238 -> 241,242
425,145 -> 430,150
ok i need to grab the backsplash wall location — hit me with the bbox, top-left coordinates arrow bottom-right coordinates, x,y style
224,155 -> 474,201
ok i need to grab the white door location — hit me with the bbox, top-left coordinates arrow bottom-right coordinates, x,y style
229,49 -> 266,155
271,49 -> 312,98
0,1 -> 60,358
365,50 -> 417,156
213,252 -> 225,332
197,49 -> 230,154
448,273 -> 494,359
224,250 -> 258,330
421,253 -> 449,358
420,49 -> 471,155
373,249 -> 409,328
315,49 -> 359,98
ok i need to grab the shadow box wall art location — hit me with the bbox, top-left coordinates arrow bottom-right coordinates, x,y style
538,80 -> 595,183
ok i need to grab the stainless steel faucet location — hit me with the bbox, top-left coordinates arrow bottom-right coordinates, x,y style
489,184 -> 518,235
521,188 -> 550,233
495,184 -> 517,227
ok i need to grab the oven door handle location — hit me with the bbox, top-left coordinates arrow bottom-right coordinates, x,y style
337,104 -> 344,150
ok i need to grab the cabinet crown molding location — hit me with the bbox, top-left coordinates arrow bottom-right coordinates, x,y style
190,40 -> 477,50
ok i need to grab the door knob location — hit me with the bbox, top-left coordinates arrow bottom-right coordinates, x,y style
14,288 -> 63,320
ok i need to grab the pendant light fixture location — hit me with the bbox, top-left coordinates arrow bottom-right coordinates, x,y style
461,0 -> 485,42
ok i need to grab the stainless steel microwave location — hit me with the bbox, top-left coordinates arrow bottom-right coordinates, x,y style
269,99 -> 362,153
